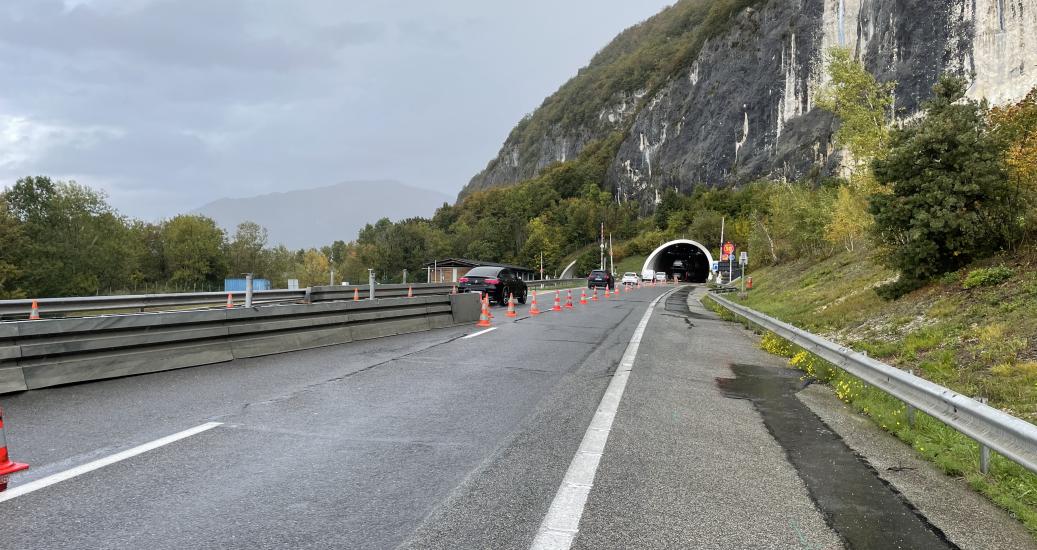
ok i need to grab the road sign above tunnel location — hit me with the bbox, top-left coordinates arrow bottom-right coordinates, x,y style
722,242 -> 735,256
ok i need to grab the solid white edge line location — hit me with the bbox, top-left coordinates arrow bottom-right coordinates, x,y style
529,288 -> 678,550
0,421 -> 223,503
463,327 -> 498,339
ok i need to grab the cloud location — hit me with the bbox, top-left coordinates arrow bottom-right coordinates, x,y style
0,0 -> 674,220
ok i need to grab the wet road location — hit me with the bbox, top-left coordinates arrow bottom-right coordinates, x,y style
0,285 -> 997,549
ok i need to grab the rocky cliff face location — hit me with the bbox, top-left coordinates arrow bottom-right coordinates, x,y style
464,0 -> 1037,209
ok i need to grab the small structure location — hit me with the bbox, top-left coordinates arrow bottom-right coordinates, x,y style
224,278 -> 271,292
423,258 -> 536,283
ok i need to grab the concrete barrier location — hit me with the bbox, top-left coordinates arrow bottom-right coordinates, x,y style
0,293 -> 481,395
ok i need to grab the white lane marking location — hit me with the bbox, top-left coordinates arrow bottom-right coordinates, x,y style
529,289 -> 675,550
463,327 -> 498,339
0,421 -> 223,503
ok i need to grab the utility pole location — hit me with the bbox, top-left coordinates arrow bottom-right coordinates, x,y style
599,222 -> 605,271
540,252 -> 544,281
609,233 -> 614,275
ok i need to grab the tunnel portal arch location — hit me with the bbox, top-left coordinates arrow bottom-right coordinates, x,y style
642,239 -> 714,283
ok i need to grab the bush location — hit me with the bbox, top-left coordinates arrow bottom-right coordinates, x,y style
962,266 -> 1014,289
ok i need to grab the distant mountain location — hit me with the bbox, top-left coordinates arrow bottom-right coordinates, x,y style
193,180 -> 450,249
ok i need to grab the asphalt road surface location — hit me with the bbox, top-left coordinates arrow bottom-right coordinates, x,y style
0,285 -> 975,549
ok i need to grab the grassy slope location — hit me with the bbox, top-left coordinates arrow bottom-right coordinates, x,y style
724,249 -> 1037,534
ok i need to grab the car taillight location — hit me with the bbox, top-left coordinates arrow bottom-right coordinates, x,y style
485,278 -> 500,285
458,277 -> 469,283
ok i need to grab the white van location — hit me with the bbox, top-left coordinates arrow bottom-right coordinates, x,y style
641,269 -> 655,282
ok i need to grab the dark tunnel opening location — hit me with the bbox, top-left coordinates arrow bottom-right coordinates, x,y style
645,242 -> 711,283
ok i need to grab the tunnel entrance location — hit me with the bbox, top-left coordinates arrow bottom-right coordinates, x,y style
642,239 -> 713,283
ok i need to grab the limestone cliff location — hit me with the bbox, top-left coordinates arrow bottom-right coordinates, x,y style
462,0 -> 1037,209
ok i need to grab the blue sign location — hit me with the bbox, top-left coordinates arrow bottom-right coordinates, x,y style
711,261 -> 720,272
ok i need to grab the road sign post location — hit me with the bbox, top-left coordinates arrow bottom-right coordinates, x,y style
739,252 -> 748,296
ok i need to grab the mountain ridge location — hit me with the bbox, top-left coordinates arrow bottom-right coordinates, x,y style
193,180 -> 450,249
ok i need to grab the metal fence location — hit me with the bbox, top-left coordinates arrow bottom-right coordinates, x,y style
708,292 -> 1037,476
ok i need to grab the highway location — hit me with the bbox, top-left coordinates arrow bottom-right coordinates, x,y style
0,285 -> 1023,549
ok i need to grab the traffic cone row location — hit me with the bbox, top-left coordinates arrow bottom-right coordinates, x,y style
0,406 -> 29,492
470,280 -> 651,328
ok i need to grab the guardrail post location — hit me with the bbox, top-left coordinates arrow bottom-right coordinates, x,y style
906,370 -> 917,427
244,273 -> 254,308
978,397 -> 991,474
403,269 -> 407,284
368,269 -> 376,300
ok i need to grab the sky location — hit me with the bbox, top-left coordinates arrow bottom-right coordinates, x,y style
0,0 -> 673,221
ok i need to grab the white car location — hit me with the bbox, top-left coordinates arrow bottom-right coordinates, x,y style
621,272 -> 639,286
655,272 -> 668,282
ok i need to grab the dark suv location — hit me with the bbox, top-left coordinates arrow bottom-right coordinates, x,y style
587,269 -> 614,290
458,266 -> 528,306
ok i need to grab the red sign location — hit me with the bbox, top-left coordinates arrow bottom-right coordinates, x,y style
721,254 -> 730,261
722,242 -> 735,256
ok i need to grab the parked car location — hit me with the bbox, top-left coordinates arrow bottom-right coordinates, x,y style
621,272 -> 639,286
641,269 -> 655,282
587,269 -> 614,290
457,266 -> 527,306
654,272 -> 668,282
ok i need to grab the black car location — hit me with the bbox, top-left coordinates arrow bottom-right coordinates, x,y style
457,266 -> 528,306
587,269 -> 614,290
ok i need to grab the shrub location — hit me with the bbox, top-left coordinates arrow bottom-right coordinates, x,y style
962,266 -> 1014,289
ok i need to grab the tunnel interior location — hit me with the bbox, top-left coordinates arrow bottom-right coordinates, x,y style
645,242 -> 711,283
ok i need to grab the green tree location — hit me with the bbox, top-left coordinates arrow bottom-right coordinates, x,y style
816,47 -> 895,172
871,76 -> 1018,298
3,176 -> 136,296
228,221 -> 269,277
0,196 -> 26,298
161,215 -> 228,290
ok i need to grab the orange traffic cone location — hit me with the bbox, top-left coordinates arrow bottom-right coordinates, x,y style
579,289 -> 588,305
226,293 -> 234,309
29,300 -> 40,320
565,289 -> 574,309
506,293 -> 517,317
592,288 -> 599,302
408,285 -> 414,298
0,406 -> 29,492
483,294 -> 493,318
530,291 -> 540,316
552,291 -> 562,312
476,298 -> 491,328
605,287 -> 611,299
353,288 -> 360,301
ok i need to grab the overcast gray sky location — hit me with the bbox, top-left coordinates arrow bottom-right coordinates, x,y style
0,0 -> 672,220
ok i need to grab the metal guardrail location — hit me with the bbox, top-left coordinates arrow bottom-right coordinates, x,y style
0,279 -> 585,319
0,290 -> 307,318
708,292 -> 1037,475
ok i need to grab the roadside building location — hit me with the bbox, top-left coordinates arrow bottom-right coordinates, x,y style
423,258 -> 537,283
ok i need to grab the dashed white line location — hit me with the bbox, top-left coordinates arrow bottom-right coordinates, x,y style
463,327 -> 498,339
0,421 -> 223,503
529,289 -> 675,550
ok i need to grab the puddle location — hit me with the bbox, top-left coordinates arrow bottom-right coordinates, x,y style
664,287 -> 711,321
717,364 -> 957,550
